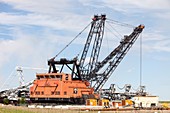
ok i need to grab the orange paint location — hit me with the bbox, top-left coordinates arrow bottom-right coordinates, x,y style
30,72 -> 96,102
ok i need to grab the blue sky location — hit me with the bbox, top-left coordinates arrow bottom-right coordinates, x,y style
0,0 -> 170,101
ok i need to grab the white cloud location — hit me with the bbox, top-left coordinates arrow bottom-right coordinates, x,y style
0,12 -> 90,32
156,12 -> 170,20
0,29 -> 50,67
127,67 -> 135,73
153,39 -> 170,52
0,0 -> 72,15
133,32 -> 170,55
102,0 -> 170,11
1,0 -> 169,62
125,0 -> 170,10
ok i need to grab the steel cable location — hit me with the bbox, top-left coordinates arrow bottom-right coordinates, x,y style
53,22 -> 92,59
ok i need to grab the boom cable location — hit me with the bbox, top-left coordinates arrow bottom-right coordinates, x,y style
105,25 -> 120,41
116,84 -> 125,90
105,29 -> 110,54
131,86 -> 139,92
139,33 -> 143,87
53,22 -> 91,59
106,21 -> 124,39
52,18 -> 135,59
0,69 -> 15,90
106,18 -> 135,28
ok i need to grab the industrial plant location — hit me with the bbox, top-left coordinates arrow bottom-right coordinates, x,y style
0,14 -> 169,111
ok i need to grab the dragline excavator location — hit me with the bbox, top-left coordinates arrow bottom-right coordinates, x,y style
29,14 -> 144,104
79,15 -> 144,93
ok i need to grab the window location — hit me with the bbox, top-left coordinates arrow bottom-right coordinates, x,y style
50,75 -> 55,78
51,91 -> 54,95
55,91 -> 60,95
41,91 -> 44,95
37,76 -> 40,80
36,91 -> 40,95
40,76 -> 44,79
64,91 -> 67,95
55,75 -> 62,80
45,75 -> 49,78
37,75 -> 45,79
31,91 -> 34,95
65,74 -> 68,80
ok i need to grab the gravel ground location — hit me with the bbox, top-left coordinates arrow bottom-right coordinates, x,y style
0,104 -> 170,113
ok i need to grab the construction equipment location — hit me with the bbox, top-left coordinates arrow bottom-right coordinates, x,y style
82,23 -> 144,92
30,58 -> 95,104
29,14 -> 144,104
0,81 -> 32,105
0,66 -> 47,104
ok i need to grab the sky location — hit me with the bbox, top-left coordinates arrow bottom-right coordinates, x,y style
0,0 -> 170,101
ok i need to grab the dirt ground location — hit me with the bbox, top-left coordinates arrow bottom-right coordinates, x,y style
0,104 -> 170,113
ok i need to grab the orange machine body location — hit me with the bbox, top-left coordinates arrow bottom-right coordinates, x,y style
30,72 -> 95,104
